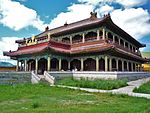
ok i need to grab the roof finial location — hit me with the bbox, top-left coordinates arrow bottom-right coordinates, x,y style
64,21 -> 68,26
45,26 -> 49,31
90,11 -> 97,19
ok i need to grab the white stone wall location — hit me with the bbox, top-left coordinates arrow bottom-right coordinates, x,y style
48,71 -> 150,81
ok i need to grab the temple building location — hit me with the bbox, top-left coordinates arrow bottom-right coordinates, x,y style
4,12 -> 146,74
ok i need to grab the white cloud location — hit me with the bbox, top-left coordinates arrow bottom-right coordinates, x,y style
111,8 -> 150,39
116,0 -> 148,8
0,37 -> 19,65
78,0 -> 147,8
0,0 -> 45,31
95,4 -> 114,16
49,4 -> 93,29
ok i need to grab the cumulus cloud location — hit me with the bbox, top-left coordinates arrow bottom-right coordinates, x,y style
111,8 -> 150,39
116,0 -> 148,8
49,4 -> 93,29
0,0 -> 46,31
0,37 -> 19,65
95,4 -> 114,16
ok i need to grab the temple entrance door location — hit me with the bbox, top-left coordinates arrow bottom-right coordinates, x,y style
83,58 -> 96,71
112,59 -> 117,71
51,58 -> 59,71
129,62 -> 132,71
99,58 -> 105,71
118,60 -> 122,71
124,61 -> 127,71
61,59 -> 68,71
70,59 -> 81,71
38,58 -> 47,74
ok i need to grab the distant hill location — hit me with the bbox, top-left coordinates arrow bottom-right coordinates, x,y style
0,61 -> 14,67
141,52 -> 150,58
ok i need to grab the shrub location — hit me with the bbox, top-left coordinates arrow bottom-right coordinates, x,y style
57,78 -> 127,90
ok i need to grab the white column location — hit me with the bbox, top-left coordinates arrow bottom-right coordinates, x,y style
97,30 -> 99,40
116,59 -> 118,71
59,58 -> 61,71
118,38 -> 121,45
48,33 -> 51,41
68,61 -> 70,70
105,56 -> 108,71
102,28 -> 105,40
109,58 -> 112,71
82,33 -> 85,43
131,62 -> 133,72
81,58 -> 84,71
127,61 -> 129,71
24,59 -> 27,71
124,42 -> 126,48
122,60 -> 124,71
47,56 -> 51,71
113,35 -> 115,43
96,57 -> 99,71
70,36 -> 72,44
16,60 -> 19,71
35,58 -> 38,74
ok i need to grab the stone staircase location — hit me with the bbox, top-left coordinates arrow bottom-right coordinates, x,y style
31,71 -> 55,85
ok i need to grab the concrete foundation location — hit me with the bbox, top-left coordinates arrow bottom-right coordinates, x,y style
48,71 -> 150,81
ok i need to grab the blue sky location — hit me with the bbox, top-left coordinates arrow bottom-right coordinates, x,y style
0,0 -> 150,64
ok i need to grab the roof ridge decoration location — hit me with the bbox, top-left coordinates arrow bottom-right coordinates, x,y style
90,12 -> 97,19
26,35 -> 37,46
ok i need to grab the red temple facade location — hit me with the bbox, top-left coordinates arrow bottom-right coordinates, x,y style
4,12 -> 146,74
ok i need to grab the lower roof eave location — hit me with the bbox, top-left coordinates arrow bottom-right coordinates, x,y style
114,48 -> 146,63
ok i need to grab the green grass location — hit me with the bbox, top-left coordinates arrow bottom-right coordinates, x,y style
56,78 -> 128,90
133,81 -> 150,94
0,83 -> 150,113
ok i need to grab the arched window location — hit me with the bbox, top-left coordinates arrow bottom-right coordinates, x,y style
112,59 -> 117,71
107,32 -> 113,40
62,37 -> 70,44
85,31 -> 97,42
115,36 -> 119,44
70,59 -> 81,71
61,59 -> 68,71
99,58 -> 105,71
72,35 -> 82,44
51,58 -> 59,71
118,60 -> 122,71
99,30 -> 103,39
83,58 -> 96,71
120,39 -> 124,46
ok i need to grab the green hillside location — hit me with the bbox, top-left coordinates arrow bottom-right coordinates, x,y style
141,52 -> 150,58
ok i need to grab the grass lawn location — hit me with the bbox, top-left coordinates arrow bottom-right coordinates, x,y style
133,81 -> 150,94
0,84 -> 150,113
56,78 -> 128,90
